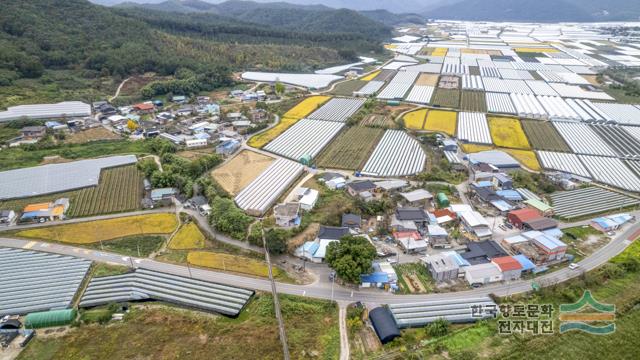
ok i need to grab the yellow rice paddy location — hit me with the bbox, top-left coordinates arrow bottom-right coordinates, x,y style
424,110 -> 457,136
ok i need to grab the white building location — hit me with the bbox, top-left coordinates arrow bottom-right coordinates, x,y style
464,263 -> 503,286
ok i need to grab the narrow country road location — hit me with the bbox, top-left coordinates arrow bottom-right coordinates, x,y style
338,303 -> 350,360
109,77 -> 131,102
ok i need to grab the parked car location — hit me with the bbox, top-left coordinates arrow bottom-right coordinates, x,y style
569,263 -> 580,270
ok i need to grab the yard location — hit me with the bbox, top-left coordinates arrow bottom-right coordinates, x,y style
402,109 -> 428,130
18,294 -> 339,360
211,150 -> 275,195
168,222 -> 206,250
394,263 -> 435,294
432,89 -> 460,108
0,164 -> 144,217
64,127 -> 121,144
247,95 -> 330,148
424,110 -> 457,136
315,126 -> 384,170
488,116 -> 530,149
16,213 -> 178,244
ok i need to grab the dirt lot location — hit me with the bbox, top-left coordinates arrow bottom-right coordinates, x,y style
177,148 -> 216,161
415,73 -> 440,86
65,127 -> 121,144
211,150 -> 275,195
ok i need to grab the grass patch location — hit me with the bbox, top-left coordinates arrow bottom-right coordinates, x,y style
168,222 -> 206,250
16,213 -> 178,244
19,294 -> 339,360
86,235 -> 165,257
331,80 -> 366,96
92,263 -> 131,277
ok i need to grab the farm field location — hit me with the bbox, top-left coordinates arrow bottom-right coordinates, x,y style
424,110 -> 457,136
360,114 -> 397,128
16,213 -> 178,244
168,222 -> 206,250
330,80 -> 366,96
18,295 -> 339,360
360,70 -> 380,81
247,95 -> 330,148
402,109 -> 428,130
0,165 -> 143,217
176,147 -> 215,161
187,251 -> 283,278
415,73 -> 439,86
502,149 -> 541,171
460,143 -> 494,153
65,127 -> 121,144
488,116 -> 531,149
460,91 -> 487,112
211,150 -> 275,195
432,89 -> 460,108
315,126 -> 384,170
521,120 -> 570,152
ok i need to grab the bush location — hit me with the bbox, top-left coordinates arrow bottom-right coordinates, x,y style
427,318 -> 449,337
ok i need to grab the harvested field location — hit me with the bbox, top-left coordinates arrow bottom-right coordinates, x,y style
360,71 -> 380,81
16,213 -> 178,244
488,116 -> 530,149
65,127 -> 121,144
521,120 -> 570,152
438,76 -> 460,89
432,89 -> 460,108
402,109 -> 428,130
247,96 -> 330,148
460,91 -> 487,112
168,222 -> 206,250
415,73 -> 439,86
211,150 -> 275,196
0,164 -> 143,217
360,114 -> 397,129
316,126 -> 384,170
424,110 -> 457,136
331,80 -> 366,96
176,148 -> 215,161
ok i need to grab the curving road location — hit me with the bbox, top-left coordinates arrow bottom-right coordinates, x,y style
1,220 -> 638,304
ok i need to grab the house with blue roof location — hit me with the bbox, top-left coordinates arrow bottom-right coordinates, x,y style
591,214 -> 635,232
513,254 -> 536,272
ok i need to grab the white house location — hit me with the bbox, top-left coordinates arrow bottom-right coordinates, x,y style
464,262 -> 503,286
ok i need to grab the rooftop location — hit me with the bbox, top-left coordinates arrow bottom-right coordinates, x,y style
492,256 -> 523,272
318,226 -> 350,240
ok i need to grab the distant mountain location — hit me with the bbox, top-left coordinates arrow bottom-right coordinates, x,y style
93,0 -> 447,14
426,0 -> 640,22
359,10 -> 425,26
116,1 -> 395,40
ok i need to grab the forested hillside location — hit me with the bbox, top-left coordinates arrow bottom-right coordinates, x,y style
0,0 -> 387,108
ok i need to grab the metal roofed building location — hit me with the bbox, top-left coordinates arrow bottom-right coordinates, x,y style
369,307 -> 401,344
462,240 -> 507,265
464,262 -> 503,286
491,256 -> 523,281
0,101 -> 91,122
400,189 -> 434,204
422,253 -> 459,282
80,268 -> 254,317
389,297 -> 498,328
0,155 -> 137,200
0,247 -> 91,316
468,150 -> 521,170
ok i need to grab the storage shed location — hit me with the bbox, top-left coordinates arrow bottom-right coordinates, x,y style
369,307 -> 400,344
24,309 -> 76,329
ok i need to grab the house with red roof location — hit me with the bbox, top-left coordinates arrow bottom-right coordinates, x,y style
492,256 -> 523,281
507,208 -> 541,229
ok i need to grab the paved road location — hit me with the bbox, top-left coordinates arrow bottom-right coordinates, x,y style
2,220 -> 638,304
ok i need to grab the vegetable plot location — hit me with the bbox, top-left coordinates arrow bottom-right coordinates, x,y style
316,126 -> 384,170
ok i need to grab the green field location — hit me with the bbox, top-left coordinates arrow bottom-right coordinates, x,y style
330,80 -> 367,96
18,294 -> 339,360
85,235 -> 165,257
0,165 -> 144,217
521,120 -> 571,152
315,126 -> 384,170
432,89 -> 460,109
460,91 -> 487,112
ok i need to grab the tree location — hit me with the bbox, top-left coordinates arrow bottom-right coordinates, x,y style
126,119 -> 138,132
274,81 -> 285,95
137,158 -> 159,178
325,235 -> 376,283
427,318 -> 449,337
265,228 -> 288,254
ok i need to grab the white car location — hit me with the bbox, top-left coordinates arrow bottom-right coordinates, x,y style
568,263 -> 580,270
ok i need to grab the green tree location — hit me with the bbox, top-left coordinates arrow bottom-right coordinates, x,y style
274,81 -> 285,95
137,158 -> 159,178
265,228 -> 288,254
325,235 -> 376,283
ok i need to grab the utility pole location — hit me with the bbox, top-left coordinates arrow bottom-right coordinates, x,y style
261,218 -> 290,360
